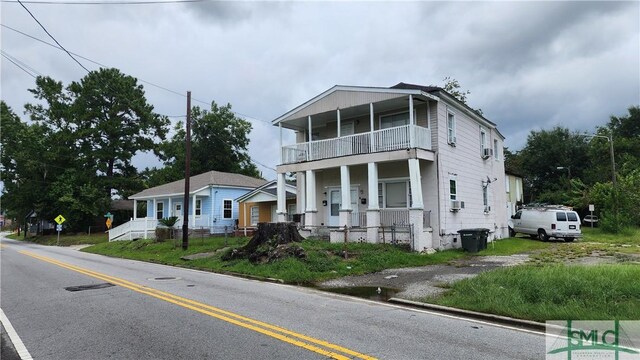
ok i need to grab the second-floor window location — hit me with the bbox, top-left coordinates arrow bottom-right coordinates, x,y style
447,111 -> 456,144
494,139 -> 499,160
480,127 -> 487,152
380,112 -> 410,129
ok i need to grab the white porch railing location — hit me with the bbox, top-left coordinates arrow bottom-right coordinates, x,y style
380,209 -> 410,226
109,218 -> 157,241
281,125 -> 431,165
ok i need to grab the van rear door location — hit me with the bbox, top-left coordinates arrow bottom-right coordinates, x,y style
567,211 -> 581,232
555,211 -> 568,232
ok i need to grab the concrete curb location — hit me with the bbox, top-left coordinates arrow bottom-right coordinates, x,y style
388,297 -> 546,332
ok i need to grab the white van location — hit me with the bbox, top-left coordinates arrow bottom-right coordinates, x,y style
508,206 -> 582,242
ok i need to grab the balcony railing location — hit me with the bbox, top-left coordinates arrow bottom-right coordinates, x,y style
282,125 -> 431,165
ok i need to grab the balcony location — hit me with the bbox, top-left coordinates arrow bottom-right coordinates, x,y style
281,125 -> 431,165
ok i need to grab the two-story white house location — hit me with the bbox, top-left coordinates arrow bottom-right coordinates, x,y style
272,83 -> 508,251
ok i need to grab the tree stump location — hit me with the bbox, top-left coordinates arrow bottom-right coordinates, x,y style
222,222 -> 305,263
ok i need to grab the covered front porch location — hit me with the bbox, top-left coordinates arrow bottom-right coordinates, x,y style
276,158 -> 436,251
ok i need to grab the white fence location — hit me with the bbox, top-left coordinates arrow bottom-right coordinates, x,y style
380,209 -> 410,226
281,125 -> 431,164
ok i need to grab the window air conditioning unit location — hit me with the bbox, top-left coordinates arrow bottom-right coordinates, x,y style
451,200 -> 463,211
482,147 -> 493,159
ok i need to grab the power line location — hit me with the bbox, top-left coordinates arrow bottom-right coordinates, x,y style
1,51 -> 37,78
0,24 -> 272,126
1,49 -> 43,76
2,0 -> 203,4
16,0 -> 90,73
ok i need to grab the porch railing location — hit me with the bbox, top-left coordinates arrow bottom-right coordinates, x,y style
281,124 -> 431,165
380,209 -> 410,226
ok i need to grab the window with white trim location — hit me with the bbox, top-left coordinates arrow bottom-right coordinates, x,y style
480,127 -> 487,153
378,180 -> 411,208
447,111 -> 456,144
380,111 -> 414,129
493,139 -> 499,160
449,176 -> 457,201
250,206 -> 259,225
223,199 -> 233,219
482,185 -> 488,210
156,202 -> 164,220
195,199 -> 202,216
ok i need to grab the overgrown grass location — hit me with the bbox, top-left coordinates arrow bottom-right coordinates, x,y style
473,237 -> 551,256
83,238 -> 467,284
582,227 -> 640,245
429,264 -> 640,321
7,232 -> 108,246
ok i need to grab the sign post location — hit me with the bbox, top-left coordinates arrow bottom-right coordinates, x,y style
54,215 -> 66,246
589,204 -> 595,228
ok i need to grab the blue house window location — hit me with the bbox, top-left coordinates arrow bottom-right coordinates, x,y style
223,199 -> 232,219
156,202 -> 163,220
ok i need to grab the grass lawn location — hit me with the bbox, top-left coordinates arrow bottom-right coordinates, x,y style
428,264 -> 640,322
83,238 -> 467,284
582,226 -> 640,245
6,232 -> 108,246
473,237 -> 551,256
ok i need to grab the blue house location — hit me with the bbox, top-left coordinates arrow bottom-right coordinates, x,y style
108,170 -> 267,241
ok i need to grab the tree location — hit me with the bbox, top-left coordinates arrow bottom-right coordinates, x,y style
442,77 -> 471,104
150,101 -> 260,185
517,127 -> 590,203
25,69 -> 169,199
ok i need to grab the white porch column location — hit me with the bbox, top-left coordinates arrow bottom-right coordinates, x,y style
367,162 -> 380,243
339,165 -> 352,228
408,157 -> 430,251
337,109 -> 341,137
277,172 -> 287,222
369,103 -> 374,150
297,172 -> 306,218
133,199 -> 137,219
168,197 -> 172,218
409,94 -> 415,147
307,115 -> 312,161
279,122 -> 283,164
408,158 -> 424,209
305,170 -> 317,227
153,199 -> 157,219
192,194 -> 196,227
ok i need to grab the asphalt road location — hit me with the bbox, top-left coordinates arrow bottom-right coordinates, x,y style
0,237 -> 545,359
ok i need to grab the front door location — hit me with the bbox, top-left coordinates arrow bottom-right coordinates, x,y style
327,188 -> 358,227
174,203 -> 182,217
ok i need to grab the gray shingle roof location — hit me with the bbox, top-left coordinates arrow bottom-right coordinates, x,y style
130,170 -> 267,199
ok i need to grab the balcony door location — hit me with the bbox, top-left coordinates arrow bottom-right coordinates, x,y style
327,187 -> 358,227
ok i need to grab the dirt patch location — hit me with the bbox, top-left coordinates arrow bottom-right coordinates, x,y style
318,255 -> 528,301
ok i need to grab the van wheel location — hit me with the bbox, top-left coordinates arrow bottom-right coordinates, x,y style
565,237 -> 575,242
538,230 -> 549,242
509,227 -> 516,237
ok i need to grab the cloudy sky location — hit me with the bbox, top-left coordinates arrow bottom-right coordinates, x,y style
1,0 -> 638,179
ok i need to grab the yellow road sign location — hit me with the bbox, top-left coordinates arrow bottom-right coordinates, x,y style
105,217 -> 113,229
54,215 -> 66,225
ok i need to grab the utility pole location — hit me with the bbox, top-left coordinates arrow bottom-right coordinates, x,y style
182,91 -> 191,250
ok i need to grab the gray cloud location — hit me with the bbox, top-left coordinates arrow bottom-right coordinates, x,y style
1,1 -> 638,178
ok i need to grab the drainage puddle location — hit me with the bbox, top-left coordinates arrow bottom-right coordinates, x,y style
319,286 -> 399,302
64,283 -> 115,292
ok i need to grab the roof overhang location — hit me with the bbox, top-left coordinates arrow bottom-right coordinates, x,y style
272,85 -> 440,131
129,186 -> 210,200
235,180 -> 296,203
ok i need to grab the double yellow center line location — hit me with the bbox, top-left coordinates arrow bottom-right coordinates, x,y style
19,250 -> 376,360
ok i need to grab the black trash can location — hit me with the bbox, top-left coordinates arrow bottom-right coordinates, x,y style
458,228 -> 490,253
